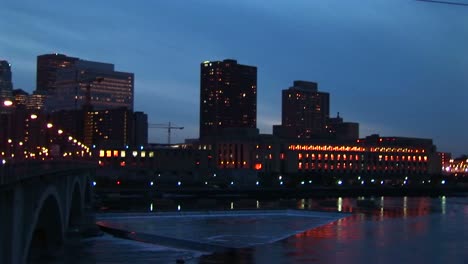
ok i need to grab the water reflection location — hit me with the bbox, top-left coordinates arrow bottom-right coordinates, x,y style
91,196 -> 468,264
135,196 -> 439,220
441,196 -> 446,215
199,196 -> 467,264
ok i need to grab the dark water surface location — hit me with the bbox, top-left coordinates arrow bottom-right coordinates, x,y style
49,196 -> 467,264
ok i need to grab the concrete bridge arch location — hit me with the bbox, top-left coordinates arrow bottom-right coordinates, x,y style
0,161 -> 95,264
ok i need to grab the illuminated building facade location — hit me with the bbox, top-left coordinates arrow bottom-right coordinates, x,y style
443,155 -> 468,177
95,144 -> 213,187
13,89 -> 29,106
199,59 -> 257,139
96,134 -> 442,187
283,135 -> 440,184
27,91 -> 47,110
49,108 -> 147,148
36,53 -> 79,93
84,108 -> 132,147
46,60 -> 134,112
274,81 -> 330,139
12,89 -> 47,111
0,60 -> 13,99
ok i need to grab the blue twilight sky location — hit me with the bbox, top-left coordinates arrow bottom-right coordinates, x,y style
0,0 -> 467,155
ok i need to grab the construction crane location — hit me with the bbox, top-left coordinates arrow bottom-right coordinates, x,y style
148,122 -> 184,145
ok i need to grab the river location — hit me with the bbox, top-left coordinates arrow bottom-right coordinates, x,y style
37,196 -> 467,264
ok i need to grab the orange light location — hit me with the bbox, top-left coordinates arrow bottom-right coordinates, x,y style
254,163 -> 262,170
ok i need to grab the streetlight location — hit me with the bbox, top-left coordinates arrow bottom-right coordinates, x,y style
3,100 -> 13,107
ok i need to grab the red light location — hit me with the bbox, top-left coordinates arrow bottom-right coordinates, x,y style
254,163 -> 262,170
116,181 -> 121,185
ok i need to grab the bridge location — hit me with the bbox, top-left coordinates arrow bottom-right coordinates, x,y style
0,160 -> 96,263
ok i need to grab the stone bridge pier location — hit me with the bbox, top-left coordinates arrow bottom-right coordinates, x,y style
0,162 -> 95,264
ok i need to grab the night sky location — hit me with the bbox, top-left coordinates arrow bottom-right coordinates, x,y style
1,0 -> 467,156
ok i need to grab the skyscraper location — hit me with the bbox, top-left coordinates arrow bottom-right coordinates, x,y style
274,81 -> 330,139
199,59 -> 257,139
36,53 -> 79,93
46,59 -> 134,112
0,60 -> 13,99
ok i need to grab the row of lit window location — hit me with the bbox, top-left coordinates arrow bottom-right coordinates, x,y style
289,145 -> 426,153
298,153 -> 428,162
219,160 -> 248,166
99,150 -> 154,158
298,162 -> 428,171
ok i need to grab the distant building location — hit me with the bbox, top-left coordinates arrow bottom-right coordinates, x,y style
97,133 -> 442,187
438,152 -> 451,172
326,113 -> 359,141
0,60 -> 13,99
46,59 -> 134,112
13,89 -> 29,106
36,53 -> 79,93
51,108 -> 147,148
132,111 -> 148,147
199,59 -> 257,139
28,91 -> 47,110
84,108 -> 133,148
273,81 -> 330,139
12,89 -> 47,111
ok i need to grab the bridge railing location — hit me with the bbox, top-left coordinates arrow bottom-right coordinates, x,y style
0,159 -> 97,186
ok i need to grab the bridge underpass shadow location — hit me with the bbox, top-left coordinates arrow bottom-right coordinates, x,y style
27,195 -> 63,263
68,183 -> 83,232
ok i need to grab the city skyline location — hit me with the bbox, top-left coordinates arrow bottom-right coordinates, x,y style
1,1 -> 467,155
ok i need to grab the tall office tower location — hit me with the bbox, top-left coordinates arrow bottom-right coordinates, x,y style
199,59 -> 257,139
273,81 -> 330,139
46,59 -> 134,112
36,53 -> 79,93
84,108 -> 133,148
0,60 -> 13,99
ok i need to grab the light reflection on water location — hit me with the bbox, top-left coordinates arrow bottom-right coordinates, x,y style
197,196 -> 467,264
57,196 -> 467,264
